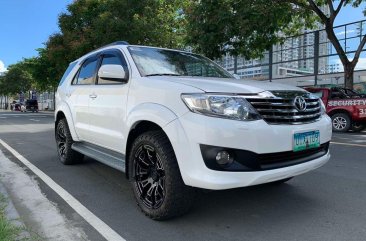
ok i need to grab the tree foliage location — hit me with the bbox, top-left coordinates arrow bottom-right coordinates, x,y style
186,0 -> 366,88
1,62 -> 33,95
43,0 -> 187,85
1,0 -> 187,92
4,0 -> 365,92
185,0 -> 315,59
0,75 -> 8,95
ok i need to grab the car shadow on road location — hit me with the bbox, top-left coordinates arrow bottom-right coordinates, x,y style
191,182 -> 317,222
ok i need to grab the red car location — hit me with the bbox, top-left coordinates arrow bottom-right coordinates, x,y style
305,87 -> 366,132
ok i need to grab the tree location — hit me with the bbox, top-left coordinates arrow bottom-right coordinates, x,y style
185,0 -> 314,59
40,0 -> 188,87
287,0 -> 366,89
2,62 -> 33,95
186,0 -> 366,89
30,47 -> 65,91
0,75 -> 9,96
0,75 -> 10,109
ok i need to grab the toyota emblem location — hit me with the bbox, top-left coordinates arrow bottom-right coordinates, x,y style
294,96 -> 307,111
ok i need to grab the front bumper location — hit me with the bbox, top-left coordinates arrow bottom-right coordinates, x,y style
163,112 -> 332,190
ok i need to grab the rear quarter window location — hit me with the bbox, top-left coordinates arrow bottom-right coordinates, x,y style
59,62 -> 78,86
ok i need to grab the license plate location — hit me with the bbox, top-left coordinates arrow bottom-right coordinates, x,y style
293,131 -> 320,152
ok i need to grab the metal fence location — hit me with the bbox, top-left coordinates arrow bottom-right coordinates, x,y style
218,19 -> 366,89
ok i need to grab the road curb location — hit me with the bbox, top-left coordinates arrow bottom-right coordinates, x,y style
0,180 -> 30,239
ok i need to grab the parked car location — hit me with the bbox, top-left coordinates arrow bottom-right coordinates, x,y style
25,99 -> 39,112
305,87 -> 366,132
55,42 -> 332,220
11,101 -> 22,111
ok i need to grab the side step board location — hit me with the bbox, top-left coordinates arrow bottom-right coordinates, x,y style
71,142 -> 126,172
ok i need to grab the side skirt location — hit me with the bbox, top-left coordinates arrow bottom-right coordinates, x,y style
72,142 -> 125,172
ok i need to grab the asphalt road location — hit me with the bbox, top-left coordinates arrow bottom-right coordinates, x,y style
0,111 -> 366,241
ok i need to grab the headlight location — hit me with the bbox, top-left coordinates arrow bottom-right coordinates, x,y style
181,94 -> 262,121
319,99 -> 326,115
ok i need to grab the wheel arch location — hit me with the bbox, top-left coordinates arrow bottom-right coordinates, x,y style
55,102 -> 79,141
125,120 -> 172,179
328,108 -> 352,119
124,103 -> 180,179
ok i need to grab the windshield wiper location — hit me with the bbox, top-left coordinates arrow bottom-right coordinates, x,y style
145,73 -> 182,77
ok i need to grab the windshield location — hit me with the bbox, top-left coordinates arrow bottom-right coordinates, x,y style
128,46 -> 232,78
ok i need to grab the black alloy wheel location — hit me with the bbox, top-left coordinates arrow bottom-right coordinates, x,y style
56,122 -> 67,159
134,144 -> 166,209
55,118 -> 84,165
129,131 -> 196,220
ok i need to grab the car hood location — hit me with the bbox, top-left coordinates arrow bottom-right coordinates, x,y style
148,76 -> 305,94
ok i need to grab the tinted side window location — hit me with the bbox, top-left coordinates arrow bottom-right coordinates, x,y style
98,54 -> 127,84
75,58 -> 98,85
59,62 -> 77,86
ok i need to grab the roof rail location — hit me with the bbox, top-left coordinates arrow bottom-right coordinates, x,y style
107,41 -> 129,46
94,41 -> 130,51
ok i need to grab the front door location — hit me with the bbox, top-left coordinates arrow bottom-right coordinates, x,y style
88,50 -> 130,153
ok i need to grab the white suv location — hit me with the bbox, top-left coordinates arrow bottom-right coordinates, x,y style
55,42 -> 332,220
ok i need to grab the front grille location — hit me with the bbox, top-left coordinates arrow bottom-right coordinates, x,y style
247,95 -> 321,124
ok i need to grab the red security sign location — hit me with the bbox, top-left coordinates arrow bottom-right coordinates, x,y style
328,99 -> 366,107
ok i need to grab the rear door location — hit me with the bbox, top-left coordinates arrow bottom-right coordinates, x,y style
88,49 -> 130,152
67,55 -> 100,141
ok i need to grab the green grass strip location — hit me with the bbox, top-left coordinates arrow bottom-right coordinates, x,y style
0,194 -> 22,241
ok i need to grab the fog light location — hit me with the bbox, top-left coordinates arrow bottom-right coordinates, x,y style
215,151 -> 234,166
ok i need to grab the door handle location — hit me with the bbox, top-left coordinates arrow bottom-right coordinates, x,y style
89,94 -> 97,99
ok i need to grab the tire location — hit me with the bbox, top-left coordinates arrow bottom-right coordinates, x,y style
352,122 -> 365,132
55,118 -> 84,165
129,130 -> 196,220
331,113 -> 351,132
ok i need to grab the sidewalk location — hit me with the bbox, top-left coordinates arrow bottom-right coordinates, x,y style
0,181 -> 31,240
0,147 -> 89,241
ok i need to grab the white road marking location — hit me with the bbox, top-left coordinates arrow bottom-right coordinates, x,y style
26,115 -> 50,118
0,139 -> 126,241
0,115 -> 50,118
29,119 -> 40,122
331,141 -> 366,148
0,113 -> 53,117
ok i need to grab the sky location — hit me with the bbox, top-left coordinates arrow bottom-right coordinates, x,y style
0,0 -> 73,72
0,1 -> 365,73
335,2 -> 366,25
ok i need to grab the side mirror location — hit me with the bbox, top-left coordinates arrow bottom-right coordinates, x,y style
98,64 -> 127,82
233,74 -> 240,80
